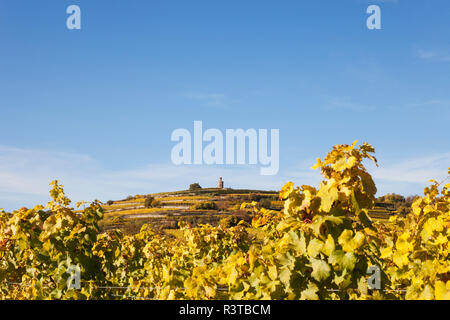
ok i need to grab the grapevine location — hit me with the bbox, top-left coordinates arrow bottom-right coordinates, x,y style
0,143 -> 448,300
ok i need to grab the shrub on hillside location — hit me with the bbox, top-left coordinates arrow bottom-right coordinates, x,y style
194,201 -> 218,210
247,193 -> 264,202
257,198 -> 272,209
144,196 -> 161,208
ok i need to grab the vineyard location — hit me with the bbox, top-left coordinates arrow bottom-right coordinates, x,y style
97,188 -> 280,234
0,141 -> 449,300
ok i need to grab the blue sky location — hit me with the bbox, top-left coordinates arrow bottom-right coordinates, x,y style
0,0 -> 449,210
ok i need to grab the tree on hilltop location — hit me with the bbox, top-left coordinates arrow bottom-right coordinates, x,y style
189,183 -> 202,191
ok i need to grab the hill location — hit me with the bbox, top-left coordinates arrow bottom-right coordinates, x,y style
99,187 -> 281,234
98,186 -> 401,235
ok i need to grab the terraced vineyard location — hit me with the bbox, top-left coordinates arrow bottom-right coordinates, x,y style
99,188 -> 282,234
98,187 -> 398,234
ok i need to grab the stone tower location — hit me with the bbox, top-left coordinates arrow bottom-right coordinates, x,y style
218,177 -> 224,189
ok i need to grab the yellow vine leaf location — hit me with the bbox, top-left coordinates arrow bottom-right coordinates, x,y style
279,182 -> 294,199
338,230 -> 365,253
435,281 -> 450,300
310,258 -> 331,282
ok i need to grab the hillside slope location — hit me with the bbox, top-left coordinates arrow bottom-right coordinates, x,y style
98,187 -> 398,234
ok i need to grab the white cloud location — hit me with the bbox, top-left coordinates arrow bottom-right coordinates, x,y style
416,49 -> 450,62
406,99 -> 450,109
372,152 -> 450,183
0,146 -> 99,197
370,0 -> 399,3
183,92 -> 226,108
0,145 -> 286,211
387,99 -> 450,111
371,152 -> 450,196
324,96 -> 374,112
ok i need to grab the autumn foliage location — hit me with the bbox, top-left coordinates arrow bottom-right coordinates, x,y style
0,142 -> 449,300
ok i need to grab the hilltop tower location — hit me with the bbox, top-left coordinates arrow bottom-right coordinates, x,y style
218,177 -> 224,189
